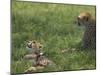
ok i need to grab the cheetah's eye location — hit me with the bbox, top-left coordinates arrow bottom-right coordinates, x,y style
82,16 -> 89,21
39,46 -> 42,48
32,41 -> 36,43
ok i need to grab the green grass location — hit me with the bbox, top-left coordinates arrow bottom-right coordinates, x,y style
11,1 -> 96,74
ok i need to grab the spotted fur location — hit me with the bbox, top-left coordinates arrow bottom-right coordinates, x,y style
77,12 -> 96,49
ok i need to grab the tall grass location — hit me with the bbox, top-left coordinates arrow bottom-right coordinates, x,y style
11,1 -> 96,74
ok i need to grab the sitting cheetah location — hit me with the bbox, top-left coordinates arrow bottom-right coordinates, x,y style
76,12 -> 96,49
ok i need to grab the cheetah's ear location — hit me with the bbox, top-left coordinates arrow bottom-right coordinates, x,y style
39,45 -> 43,49
32,40 -> 37,43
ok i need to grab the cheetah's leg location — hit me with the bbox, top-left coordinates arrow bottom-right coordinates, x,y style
83,31 -> 91,49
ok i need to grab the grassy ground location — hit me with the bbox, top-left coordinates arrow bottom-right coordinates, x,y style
11,1 -> 96,74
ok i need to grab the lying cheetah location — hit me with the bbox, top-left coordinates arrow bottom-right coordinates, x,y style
24,40 -> 55,73
24,40 -> 43,59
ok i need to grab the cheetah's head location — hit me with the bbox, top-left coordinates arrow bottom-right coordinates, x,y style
26,40 -> 43,52
77,12 -> 92,26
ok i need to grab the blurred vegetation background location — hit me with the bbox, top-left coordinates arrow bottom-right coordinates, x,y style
11,0 -> 96,74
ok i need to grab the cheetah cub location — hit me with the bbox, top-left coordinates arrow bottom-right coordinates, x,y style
24,40 -> 55,73
24,40 -> 43,59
